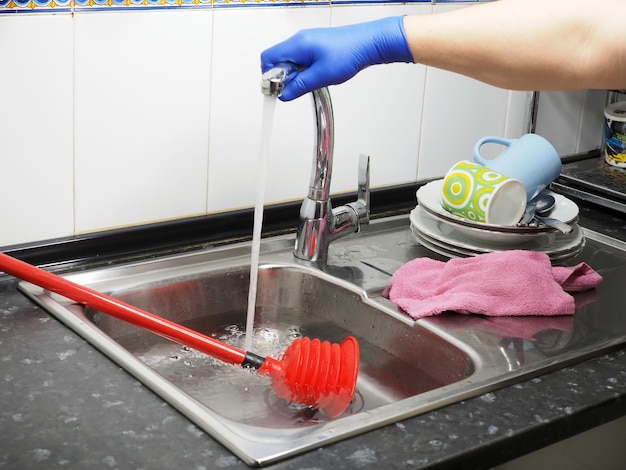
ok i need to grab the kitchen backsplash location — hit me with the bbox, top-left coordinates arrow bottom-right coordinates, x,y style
0,1 -> 606,247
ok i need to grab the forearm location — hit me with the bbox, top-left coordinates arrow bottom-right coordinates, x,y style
404,0 -> 626,90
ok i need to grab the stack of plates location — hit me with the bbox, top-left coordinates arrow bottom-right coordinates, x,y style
411,179 -> 585,262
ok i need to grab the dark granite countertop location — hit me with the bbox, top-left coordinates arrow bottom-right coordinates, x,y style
2,175 -> 626,469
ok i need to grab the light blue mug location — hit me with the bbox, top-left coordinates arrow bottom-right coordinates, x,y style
473,133 -> 561,202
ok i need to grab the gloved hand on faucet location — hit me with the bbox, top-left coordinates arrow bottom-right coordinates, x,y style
261,0 -> 626,101
260,16 -> 413,102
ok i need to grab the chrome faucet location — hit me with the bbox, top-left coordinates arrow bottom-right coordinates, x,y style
261,63 -> 370,262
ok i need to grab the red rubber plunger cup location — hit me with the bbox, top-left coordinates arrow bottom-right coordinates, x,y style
259,336 -> 359,418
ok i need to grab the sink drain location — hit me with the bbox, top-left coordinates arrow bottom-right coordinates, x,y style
264,387 -> 364,423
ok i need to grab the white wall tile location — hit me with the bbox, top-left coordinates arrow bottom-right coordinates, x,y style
417,68 -> 512,179
537,89 -> 608,155
208,7 -> 332,212
535,90 -> 586,155
417,3 -> 523,180
535,90 -> 610,156
329,4 -> 431,192
578,89 -> 607,153
505,90 -> 533,138
0,15 -> 74,247
74,10 -> 213,232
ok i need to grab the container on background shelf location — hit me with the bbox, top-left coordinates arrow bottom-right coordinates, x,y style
604,101 -> 626,168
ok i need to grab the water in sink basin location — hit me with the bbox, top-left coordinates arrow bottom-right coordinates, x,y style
111,319 -> 365,426
85,265 -> 473,427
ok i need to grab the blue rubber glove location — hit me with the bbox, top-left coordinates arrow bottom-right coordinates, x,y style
260,16 -> 414,101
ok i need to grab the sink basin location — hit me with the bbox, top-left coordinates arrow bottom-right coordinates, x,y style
18,216 -> 626,466
88,263 -> 474,418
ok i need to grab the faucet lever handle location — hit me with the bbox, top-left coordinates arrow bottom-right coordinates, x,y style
347,154 -> 370,232
357,153 -> 370,208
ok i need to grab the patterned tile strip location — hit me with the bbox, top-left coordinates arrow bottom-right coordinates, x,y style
1,0 -> 442,14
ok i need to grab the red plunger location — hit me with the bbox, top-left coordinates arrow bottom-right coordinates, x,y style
0,252 -> 359,418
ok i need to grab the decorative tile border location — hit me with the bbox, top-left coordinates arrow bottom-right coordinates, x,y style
0,0 -> 71,13
0,0 -> 456,14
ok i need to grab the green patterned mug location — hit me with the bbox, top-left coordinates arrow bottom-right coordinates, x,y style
441,161 -> 526,226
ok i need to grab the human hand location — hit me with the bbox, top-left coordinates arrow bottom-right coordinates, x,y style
260,16 -> 414,101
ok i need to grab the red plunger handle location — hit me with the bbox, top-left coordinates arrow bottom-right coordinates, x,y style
0,252 -> 250,366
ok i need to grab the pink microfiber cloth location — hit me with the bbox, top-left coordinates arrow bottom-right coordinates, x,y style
387,250 -> 602,319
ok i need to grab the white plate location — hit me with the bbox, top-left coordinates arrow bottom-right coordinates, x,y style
409,206 -> 585,261
416,179 -> 579,234
439,215 -> 556,246
411,226 -> 584,262
411,223 -> 585,262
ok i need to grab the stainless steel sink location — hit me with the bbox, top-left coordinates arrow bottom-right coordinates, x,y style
18,216 -> 626,466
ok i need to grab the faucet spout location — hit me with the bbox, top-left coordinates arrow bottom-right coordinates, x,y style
261,63 -> 298,97
294,89 -> 370,262
260,64 -> 370,262
308,87 -> 334,202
